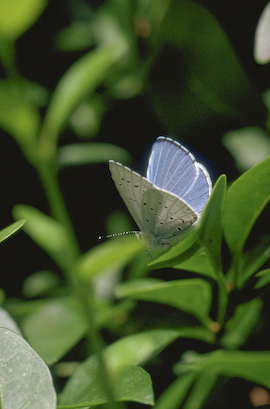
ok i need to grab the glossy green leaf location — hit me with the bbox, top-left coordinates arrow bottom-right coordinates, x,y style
116,278 -> 213,325
196,174 -> 227,273
40,43 -> 127,145
220,299 -> 263,349
58,142 -> 131,167
13,205 -> 77,272
0,0 -> 47,40
60,329 -> 180,406
0,220 -> 25,243
21,299 -> 88,365
0,328 -> 56,409
75,235 -> 144,279
175,349 -> 270,389
223,156 -> 270,254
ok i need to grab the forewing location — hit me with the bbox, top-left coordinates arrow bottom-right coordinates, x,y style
146,137 -> 198,199
109,160 -> 153,231
140,187 -> 197,241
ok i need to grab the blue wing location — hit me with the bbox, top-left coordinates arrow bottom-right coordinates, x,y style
146,137 -> 212,215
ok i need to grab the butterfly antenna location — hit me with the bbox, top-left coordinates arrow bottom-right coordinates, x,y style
98,231 -> 140,240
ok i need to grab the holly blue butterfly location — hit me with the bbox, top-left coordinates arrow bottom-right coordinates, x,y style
109,136 -> 212,249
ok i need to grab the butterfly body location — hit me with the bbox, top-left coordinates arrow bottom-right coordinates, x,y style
109,137 -> 212,249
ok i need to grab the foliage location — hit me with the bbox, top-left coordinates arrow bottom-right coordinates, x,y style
0,1 -> 270,408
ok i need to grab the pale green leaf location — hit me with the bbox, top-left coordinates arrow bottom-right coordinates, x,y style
21,299 -> 87,365
40,43 -> 127,144
76,235 -> 144,279
58,142 -> 131,167
254,2 -> 270,64
223,127 -> 270,171
13,205 -> 77,272
0,328 -> 56,409
0,220 -> 25,244
22,271 -> 60,298
0,308 -> 22,335
0,0 -> 47,40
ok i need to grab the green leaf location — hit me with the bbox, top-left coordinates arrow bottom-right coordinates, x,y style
150,0 -> 266,134
0,328 -> 56,409
0,80 -> 40,164
0,0 -> 47,40
149,230 -> 203,271
171,247 -> 216,279
223,156 -> 270,255
59,329 -> 180,406
21,299 -> 88,365
223,127 -> 270,171
220,299 -> 263,349
58,142 -> 131,167
183,372 -> 218,409
13,205 -> 77,272
75,235 -> 144,279
116,278 -> 213,325
237,236 -> 270,287
112,366 -> 154,406
60,365 -> 154,407
0,220 -> 25,243
154,374 -> 196,409
175,349 -> 270,389
22,270 -> 60,298
255,268 -> 270,289
178,326 -> 216,344
196,174 -> 227,273
40,43 -> 127,145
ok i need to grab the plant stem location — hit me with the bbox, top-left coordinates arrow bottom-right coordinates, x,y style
35,152 -> 119,407
36,160 -> 80,260
216,276 -> 229,326
76,280 -> 120,409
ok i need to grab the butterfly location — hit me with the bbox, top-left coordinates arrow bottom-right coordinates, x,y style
109,136 -> 212,249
